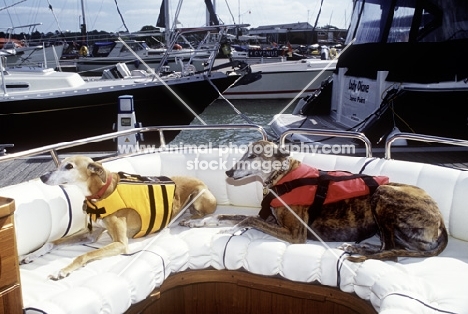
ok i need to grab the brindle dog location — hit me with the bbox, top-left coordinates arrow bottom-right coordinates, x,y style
181,140 -> 448,262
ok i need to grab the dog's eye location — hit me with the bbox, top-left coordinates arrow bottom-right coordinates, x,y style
65,163 -> 74,170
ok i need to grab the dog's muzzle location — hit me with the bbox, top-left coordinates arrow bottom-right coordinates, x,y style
40,172 -> 52,183
225,169 -> 234,178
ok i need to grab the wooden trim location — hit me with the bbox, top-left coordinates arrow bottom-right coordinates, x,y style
127,269 -> 376,314
0,197 -> 15,218
0,197 -> 22,314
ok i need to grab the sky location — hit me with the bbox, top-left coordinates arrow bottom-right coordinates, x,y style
0,0 -> 353,35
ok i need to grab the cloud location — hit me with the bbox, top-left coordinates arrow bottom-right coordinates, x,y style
0,0 -> 351,34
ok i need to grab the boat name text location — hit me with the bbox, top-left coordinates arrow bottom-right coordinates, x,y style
348,79 -> 369,103
248,49 -> 280,58
349,80 -> 370,93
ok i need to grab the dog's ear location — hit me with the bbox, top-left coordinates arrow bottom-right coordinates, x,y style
87,162 -> 107,183
275,146 -> 290,158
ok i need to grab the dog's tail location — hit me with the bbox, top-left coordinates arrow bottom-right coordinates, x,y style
347,225 -> 448,263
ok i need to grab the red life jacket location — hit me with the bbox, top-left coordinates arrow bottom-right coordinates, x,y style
260,163 -> 389,222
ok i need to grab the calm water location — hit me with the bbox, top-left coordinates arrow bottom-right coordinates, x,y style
172,98 -> 295,146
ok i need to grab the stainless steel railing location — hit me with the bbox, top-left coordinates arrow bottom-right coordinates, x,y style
3,124 -> 467,168
279,128 -> 373,157
385,132 -> 468,159
0,124 -> 268,166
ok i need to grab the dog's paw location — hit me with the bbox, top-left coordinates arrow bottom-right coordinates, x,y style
338,242 -> 356,253
180,215 -> 224,228
19,243 -> 55,264
338,242 -> 382,256
48,269 -> 69,281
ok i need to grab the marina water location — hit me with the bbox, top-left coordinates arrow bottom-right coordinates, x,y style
172,98 -> 294,146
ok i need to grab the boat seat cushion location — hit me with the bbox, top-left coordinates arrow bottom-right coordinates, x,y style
0,181 -> 85,256
2,150 -> 468,313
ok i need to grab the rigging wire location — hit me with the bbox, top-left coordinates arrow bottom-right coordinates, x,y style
46,0 -> 64,35
0,0 -> 26,12
1,0 -> 14,26
113,0 -> 129,33
224,0 -> 236,24
90,0 -> 105,33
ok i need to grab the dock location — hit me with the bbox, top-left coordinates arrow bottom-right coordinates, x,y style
0,151 -> 116,188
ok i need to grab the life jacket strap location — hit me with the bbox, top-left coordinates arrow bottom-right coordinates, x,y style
260,170 -> 382,224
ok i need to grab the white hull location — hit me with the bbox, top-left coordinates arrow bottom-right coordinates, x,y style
5,45 -> 64,69
223,59 -> 336,99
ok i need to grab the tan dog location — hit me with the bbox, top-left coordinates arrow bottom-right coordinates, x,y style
182,140 -> 448,262
25,155 -> 216,280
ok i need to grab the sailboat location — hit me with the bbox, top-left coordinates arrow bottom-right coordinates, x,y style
0,23 -> 64,69
75,0 -> 216,75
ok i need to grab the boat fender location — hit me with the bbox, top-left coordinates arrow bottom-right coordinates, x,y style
79,45 -> 88,57
220,37 -> 232,57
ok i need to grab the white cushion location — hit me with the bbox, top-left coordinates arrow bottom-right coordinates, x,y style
2,149 -> 467,313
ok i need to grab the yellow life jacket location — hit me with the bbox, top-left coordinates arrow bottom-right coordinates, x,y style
86,172 -> 176,238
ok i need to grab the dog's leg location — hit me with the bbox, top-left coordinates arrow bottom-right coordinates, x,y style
20,227 -> 106,264
49,215 -> 129,280
235,208 -> 308,244
339,242 -> 383,255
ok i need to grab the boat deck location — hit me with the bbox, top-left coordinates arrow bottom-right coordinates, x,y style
1,150 -> 467,189
0,156 -> 57,188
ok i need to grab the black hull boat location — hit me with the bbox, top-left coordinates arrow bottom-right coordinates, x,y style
271,0 -> 468,151
0,24 -> 248,152
0,67 -> 241,152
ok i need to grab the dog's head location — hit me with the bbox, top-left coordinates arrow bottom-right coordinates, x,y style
40,156 -> 109,197
225,140 -> 290,184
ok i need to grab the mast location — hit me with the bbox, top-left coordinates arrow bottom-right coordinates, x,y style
80,0 -> 88,43
164,0 -> 170,44
205,0 -> 218,26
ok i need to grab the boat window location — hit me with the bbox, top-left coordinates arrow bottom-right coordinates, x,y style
346,0 -> 468,44
424,0 -> 468,41
122,43 -> 144,52
347,0 -> 383,43
92,42 -> 115,57
5,83 -> 29,90
387,1 -> 415,43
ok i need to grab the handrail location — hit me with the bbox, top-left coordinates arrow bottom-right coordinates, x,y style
1,56 -> 7,96
279,128 -> 373,157
0,124 -> 268,166
385,132 -> 468,159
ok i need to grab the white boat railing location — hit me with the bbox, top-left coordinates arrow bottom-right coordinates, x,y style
0,124 -> 268,167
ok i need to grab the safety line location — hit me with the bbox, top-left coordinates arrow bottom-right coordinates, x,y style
117,37 -> 207,125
